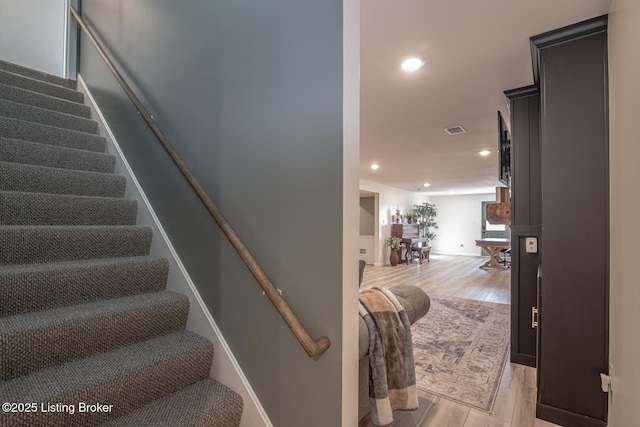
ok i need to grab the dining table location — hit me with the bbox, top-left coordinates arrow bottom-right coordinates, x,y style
475,238 -> 511,269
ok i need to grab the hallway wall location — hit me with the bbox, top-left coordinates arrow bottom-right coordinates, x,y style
78,1 -> 349,425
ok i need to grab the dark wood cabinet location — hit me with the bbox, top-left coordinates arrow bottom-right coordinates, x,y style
507,15 -> 609,427
504,86 -> 540,368
533,17 -> 609,427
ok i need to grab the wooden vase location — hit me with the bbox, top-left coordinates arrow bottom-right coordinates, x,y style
390,249 -> 400,266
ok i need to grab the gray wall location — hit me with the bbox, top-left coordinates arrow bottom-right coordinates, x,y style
359,196 -> 375,236
78,1 -> 345,425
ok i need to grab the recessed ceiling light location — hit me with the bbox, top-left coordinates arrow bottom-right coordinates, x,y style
479,150 -> 491,156
371,164 -> 379,170
423,182 -> 431,187
401,57 -> 425,72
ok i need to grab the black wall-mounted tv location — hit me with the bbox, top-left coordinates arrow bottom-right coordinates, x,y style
498,111 -> 511,186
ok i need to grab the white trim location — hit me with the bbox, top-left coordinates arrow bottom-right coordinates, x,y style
342,0 -> 360,425
62,0 -> 70,78
77,75 -> 272,427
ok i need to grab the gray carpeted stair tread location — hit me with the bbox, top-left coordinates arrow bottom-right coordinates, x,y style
0,256 -> 169,317
1,331 -> 214,427
0,162 -> 125,197
0,116 -> 105,152
2,291 -> 190,380
0,98 -> 98,134
102,378 -> 243,427
0,83 -> 91,118
0,225 -> 153,265
0,191 -> 138,226
0,69 -> 83,103
0,137 -> 115,173
0,59 -> 76,89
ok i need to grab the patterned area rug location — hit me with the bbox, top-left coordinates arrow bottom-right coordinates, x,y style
411,296 -> 510,412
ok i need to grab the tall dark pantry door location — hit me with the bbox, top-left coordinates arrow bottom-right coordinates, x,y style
507,15 -> 609,427
534,17 -> 609,427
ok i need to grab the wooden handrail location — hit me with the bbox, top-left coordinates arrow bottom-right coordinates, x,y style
70,7 -> 330,358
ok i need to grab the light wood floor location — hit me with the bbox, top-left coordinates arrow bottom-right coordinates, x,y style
359,255 -> 558,427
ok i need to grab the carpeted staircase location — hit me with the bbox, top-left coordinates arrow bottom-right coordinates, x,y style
0,60 -> 244,427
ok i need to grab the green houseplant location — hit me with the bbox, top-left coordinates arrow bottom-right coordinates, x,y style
405,211 -> 415,224
413,202 -> 439,242
386,236 -> 402,266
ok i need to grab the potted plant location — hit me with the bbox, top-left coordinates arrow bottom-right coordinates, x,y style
386,236 -> 402,266
405,212 -> 415,224
413,202 -> 439,243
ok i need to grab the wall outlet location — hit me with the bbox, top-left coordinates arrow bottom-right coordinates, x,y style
526,237 -> 538,253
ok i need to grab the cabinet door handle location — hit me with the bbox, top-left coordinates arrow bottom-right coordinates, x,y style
535,264 -> 541,329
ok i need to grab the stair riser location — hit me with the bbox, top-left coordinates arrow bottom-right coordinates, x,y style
3,293 -> 190,380
0,226 -> 153,265
0,138 -> 116,173
2,333 -> 214,427
0,99 -> 98,134
0,117 -> 105,152
0,60 -> 76,89
0,162 -> 126,198
0,70 -> 83,103
0,192 -> 138,226
0,83 -> 90,118
102,379 -> 244,427
3,360 -> 212,427
0,257 -> 169,317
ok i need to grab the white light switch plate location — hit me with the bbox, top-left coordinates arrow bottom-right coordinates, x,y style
526,237 -> 538,253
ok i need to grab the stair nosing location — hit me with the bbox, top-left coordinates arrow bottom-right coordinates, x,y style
0,69 -> 84,104
0,255 -> 167,272
0,161 -> 125,198
0,83 -> 91,118
3,290 -> 187,329
0,224 -> 152,231
0,59 -> 76,89
0,160 -> 122,180
0,190 -> 134,203
4,330 -> 213,390
0,98 -> 98,134
0,136 -> 114,158
0,116 -> 105,141
0,190 -> 138,226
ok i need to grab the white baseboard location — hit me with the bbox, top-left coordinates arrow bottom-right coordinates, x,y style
77,75 -> 272,427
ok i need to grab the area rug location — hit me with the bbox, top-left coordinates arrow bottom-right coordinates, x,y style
411,295 -> 510,412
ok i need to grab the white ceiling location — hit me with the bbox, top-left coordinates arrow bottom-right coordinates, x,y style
360,0 -> 612,195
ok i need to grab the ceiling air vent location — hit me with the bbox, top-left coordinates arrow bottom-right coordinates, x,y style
445,125 -> 466,135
